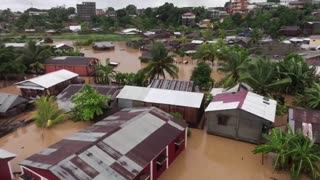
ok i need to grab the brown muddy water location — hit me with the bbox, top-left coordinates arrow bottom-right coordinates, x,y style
0,121 -> 92,172
53,40 -> 226,81
160,129 -> 291,180
0,41 -> 293,179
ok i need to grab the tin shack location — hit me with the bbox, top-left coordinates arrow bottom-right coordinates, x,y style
116,86 -> 204,125
20,107 -> 187,180
205,90 -> 277,144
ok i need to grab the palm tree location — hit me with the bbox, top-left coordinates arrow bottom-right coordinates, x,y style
276,54 -> 316,94
239,58 -> 291,96
249,28 -> 263,46
141,42 -> 178,80
17,41 -> 52,74
253,127 -> 320,179
0,47 -> 26,80
193,43 -> 218,65
33,96 -> 68,136
253,128 -> 293,170
218,50 -> 251,87
94,59 -> 117,85
295,83 -> 320,110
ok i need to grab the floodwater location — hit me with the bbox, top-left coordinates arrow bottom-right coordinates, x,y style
160,129 -> 291,180
0,121 -> 92,172
0,41 -> 294,179
53,40 -> 226,81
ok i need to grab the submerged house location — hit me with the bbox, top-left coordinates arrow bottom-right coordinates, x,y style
54,43 -> 74,51
205,90 -> 277,144
92,42 -> 115,50
279,26 -> 302,36
289,107 -> 320,144
44,56 -> 98,76
0,93 -> 29,117
0,149 -> 16,180
57,84 -> 122,112
116,86 -> 204,125
20,107 -> 187,180
15,69 -> 80,98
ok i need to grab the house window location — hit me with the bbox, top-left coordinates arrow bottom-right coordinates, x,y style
314,130 -> 320,140
156,155 -> 166,171
217,115 -> 229,126
139,173 -> 150,180
174,137 -> 185,152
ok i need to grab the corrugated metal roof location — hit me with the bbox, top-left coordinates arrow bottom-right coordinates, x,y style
0,149 -> 16,159
0,93 -> 28,113
4,43 -> 26,48
289,107 -> 320,144
16,69 -> 78,89
21,107 -> 187,179
45,56 -> 96,66
117,86 -> 204,108
57,85 -> 122,112
205,91 -> 277,122
149,79 -> 194,92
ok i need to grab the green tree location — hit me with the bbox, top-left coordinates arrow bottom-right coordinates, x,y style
71,84 -> 111,121
295,83 -> 320,110
249,28 -> 263,46
33,96 -> 68,129
253,127 -> 320,179
191,61 -> 213,90
239,58 -> 291,96
94,60 -> 117,85
141,42 -> 178,80
218,50 -> 251,88
0,47 -> 26,80
276,54 -> 316,94
17,41 -> 52,74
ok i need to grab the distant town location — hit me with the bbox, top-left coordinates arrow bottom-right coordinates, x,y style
0,0 -> 320,180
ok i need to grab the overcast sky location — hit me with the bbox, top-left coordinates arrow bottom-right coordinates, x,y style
1,0 -> 229,11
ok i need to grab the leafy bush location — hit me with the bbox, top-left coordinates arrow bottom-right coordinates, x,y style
73,38 -> 94,46
191,61 -> 213,90
71,84 -> 111,121
253,127 -> 320,179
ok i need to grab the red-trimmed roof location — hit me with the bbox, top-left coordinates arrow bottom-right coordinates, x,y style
21,107 -> 187,179
213,90 -> 248,109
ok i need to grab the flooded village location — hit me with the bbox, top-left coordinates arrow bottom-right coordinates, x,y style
1,1 -> 320,180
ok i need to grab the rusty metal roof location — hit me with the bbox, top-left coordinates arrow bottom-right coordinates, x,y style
57,84 -> 121,100
149,79 -> 194,92
21,107 -> 187,179
206,91 -> 277,122
45,56 -> 97,66
289,107 -> 320,144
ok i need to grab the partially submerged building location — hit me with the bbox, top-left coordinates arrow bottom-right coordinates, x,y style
54,43 -> 74,51
0,93 -> 29,117
57,84 -> 122,112
16,69 -> 80,98
20,107 -> 187,180
181,12 -> 196,26
116,86 -> 204,125
92,42 -> 115,50
279,26 -> 302,36
0,149 -> 16,180
288,107 -> 320,144
44,56 -> 98,76
205,90 -> 277,144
